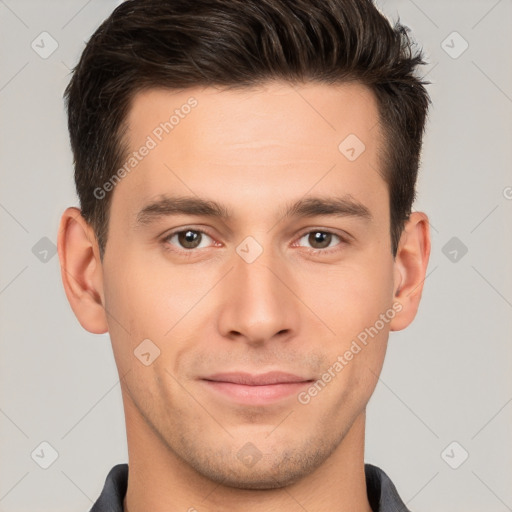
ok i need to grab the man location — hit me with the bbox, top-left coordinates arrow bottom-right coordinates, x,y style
57,0 -> 431,510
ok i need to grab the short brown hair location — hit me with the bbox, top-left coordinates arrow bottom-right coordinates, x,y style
64,0 -> 430,260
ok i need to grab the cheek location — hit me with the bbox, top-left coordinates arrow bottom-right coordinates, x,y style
102,250 -> 210,369
300,264 -> 393,417
296,254 -> 395,342
105,247 -> 186,326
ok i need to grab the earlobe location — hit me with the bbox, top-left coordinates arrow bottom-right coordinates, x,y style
389,212 -> 431,332
57,207 -> 109,334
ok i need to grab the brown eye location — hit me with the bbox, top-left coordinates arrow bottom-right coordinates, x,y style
164,229 -> 213,250
296,230 -> 346,253
177,230 -> 202,249
308,231 -> 332,249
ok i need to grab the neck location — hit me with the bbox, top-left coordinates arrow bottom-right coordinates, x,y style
122,397 -> 372,512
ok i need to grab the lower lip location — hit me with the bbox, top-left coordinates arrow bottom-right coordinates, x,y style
201,380 -> 312,405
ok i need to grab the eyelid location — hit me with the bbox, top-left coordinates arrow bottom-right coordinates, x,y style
161,226 -> 219,253
293,228 -> 349,253
295,227 -> 351,242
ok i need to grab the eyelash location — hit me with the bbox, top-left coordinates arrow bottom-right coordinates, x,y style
161,227 -> 349,257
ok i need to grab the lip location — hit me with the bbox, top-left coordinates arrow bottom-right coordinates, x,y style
203,371 -> 311,385
200,371 -> 314,405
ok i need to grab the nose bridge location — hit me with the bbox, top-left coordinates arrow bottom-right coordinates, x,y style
217,237 -> 297,343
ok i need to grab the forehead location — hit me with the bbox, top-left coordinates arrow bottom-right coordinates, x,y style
112,81 -> 386,227
124,81 -> 381,157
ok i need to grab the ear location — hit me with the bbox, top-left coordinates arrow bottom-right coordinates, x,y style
57,207 -> 109,334
389,211 -> 431,331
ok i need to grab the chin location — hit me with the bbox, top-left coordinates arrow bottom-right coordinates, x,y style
201,465 -> 306,490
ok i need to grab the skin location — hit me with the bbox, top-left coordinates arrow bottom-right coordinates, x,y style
58,81 -> 430,512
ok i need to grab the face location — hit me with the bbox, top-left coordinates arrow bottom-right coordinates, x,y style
101,81 -> 398,488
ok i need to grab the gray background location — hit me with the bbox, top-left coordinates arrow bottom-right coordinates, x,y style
1,0 -> 511,511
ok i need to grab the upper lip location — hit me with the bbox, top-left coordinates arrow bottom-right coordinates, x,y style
202,371 -> 312,386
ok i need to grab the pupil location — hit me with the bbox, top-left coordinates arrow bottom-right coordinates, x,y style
311,231 -> 330,248
180,230 -> 200,248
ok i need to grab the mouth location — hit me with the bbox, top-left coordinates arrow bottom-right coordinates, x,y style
200,371 -> 314,405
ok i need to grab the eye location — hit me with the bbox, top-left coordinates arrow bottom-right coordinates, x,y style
161,227 -> 348,257
163,229 -> 215,251
295,230 -> 346,252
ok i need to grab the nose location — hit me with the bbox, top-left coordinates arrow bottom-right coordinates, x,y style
216,242 -> 300,346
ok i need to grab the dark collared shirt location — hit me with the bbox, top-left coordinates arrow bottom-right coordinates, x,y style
89,462 -> 411,512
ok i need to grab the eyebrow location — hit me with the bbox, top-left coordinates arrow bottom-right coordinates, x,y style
134,194 -> 373,227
